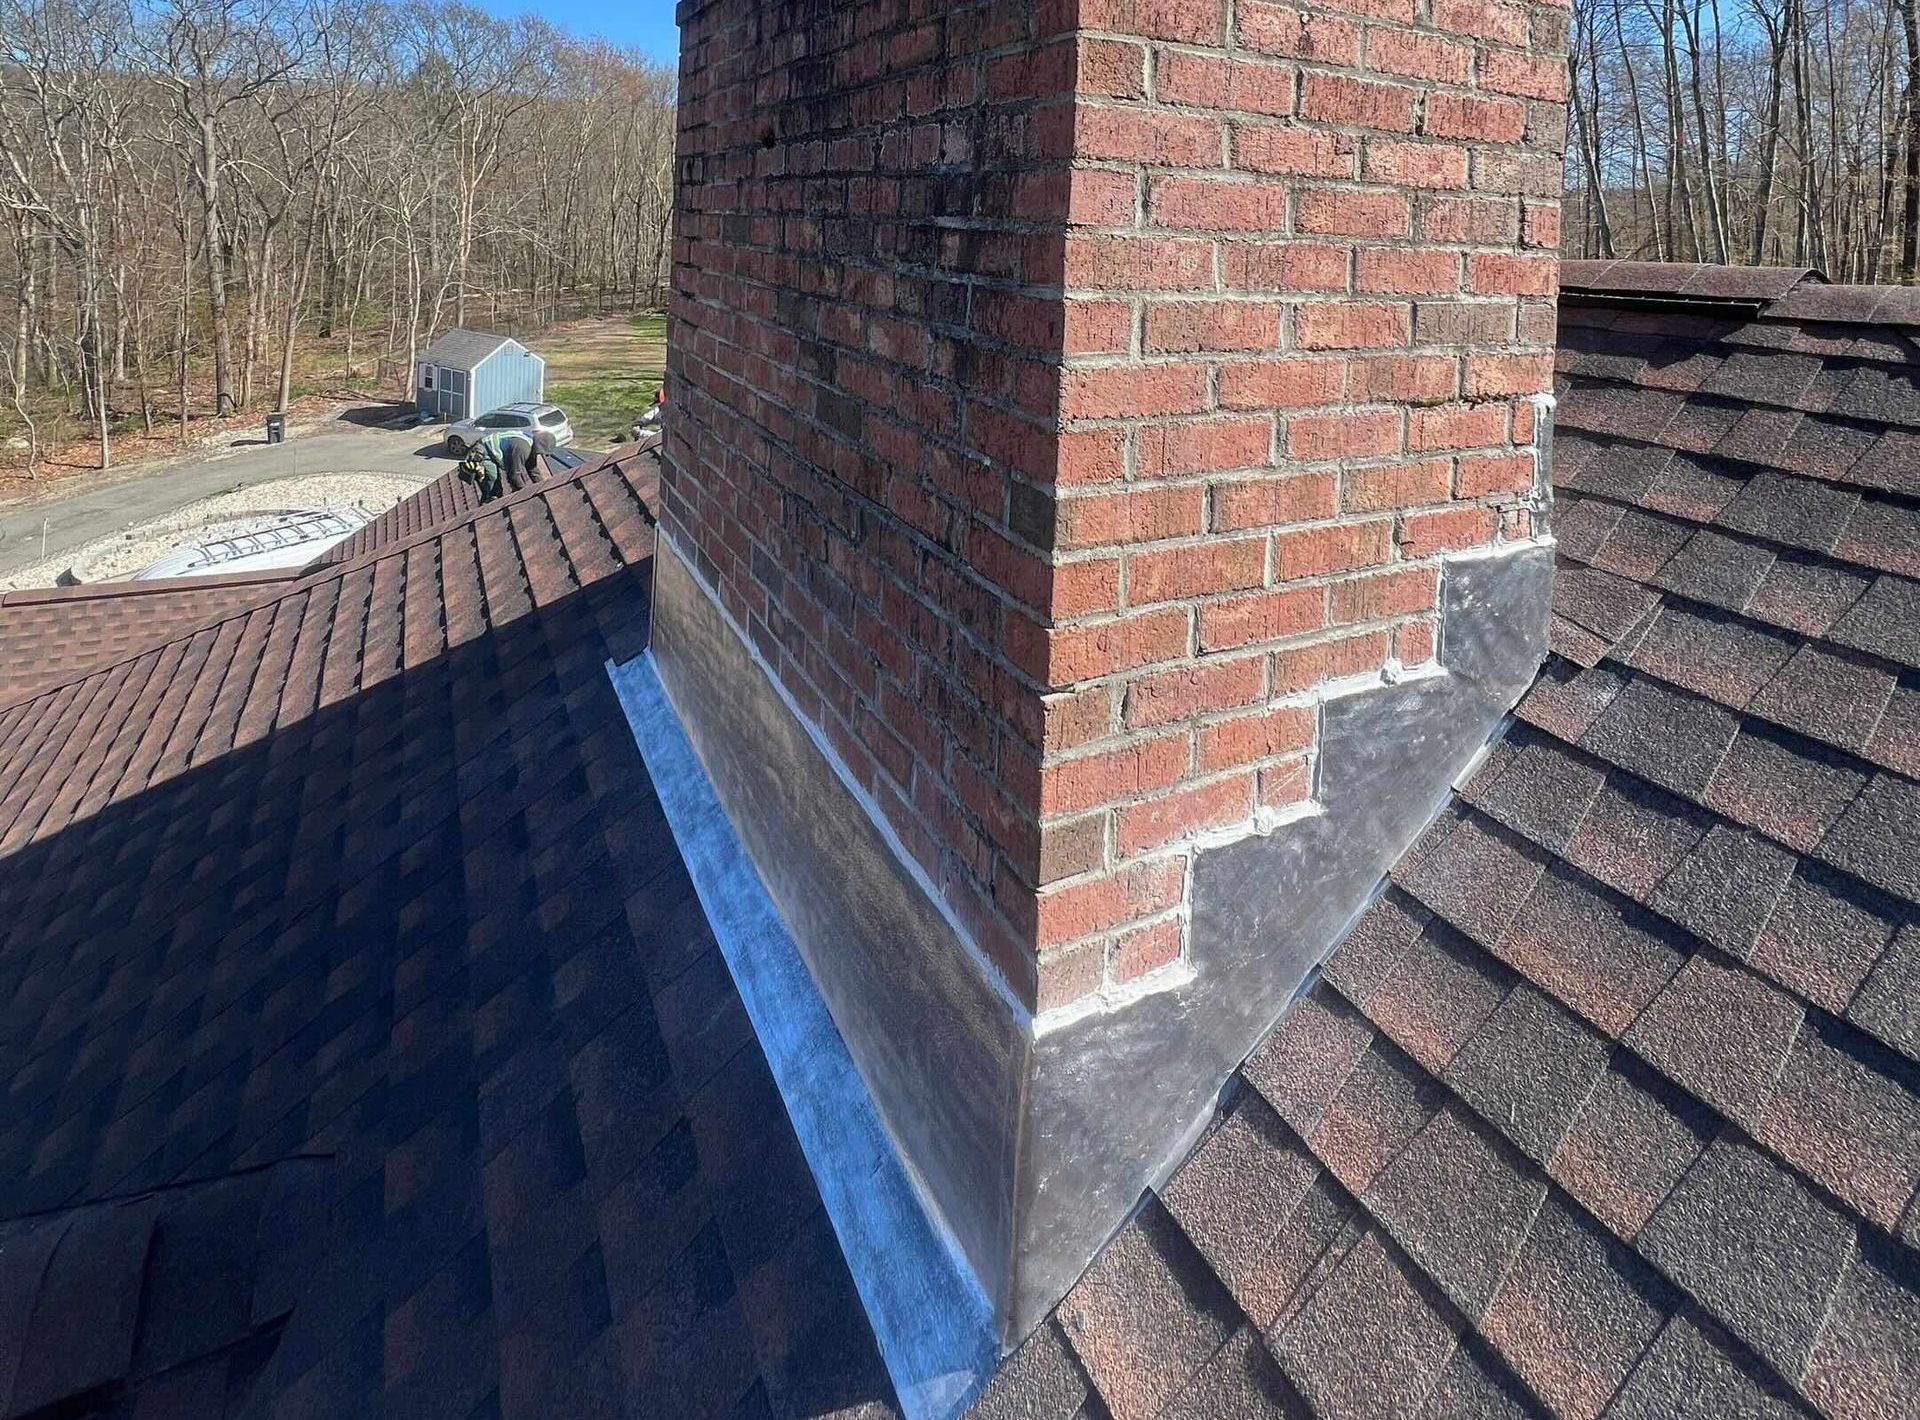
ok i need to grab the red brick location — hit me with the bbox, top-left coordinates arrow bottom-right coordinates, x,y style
1062,362 -> 1211,419
1034,857 -> 1186,947
1296,301 -> 1411,350
1081,0 -> 1226,43
1414,299 -> 1518,345
1299,72 -> 1417,132
1342,458 -> 1451,512
1127,536 -> 1267,603
1273,518 -> 1393,579
1150,175 -> 1290,231
1365,28 -> 1471,82
1238,2 -> 1362,64
1078,104 -> 1225,166
1457,451 -> 1537,495
1287,407 -> 1404,460
1329,566 -> 1439,623
1052,559 -> 1124,619
1057,486 -> 1206,549
1041,732 -> 1189,814
1043,685 -> 1116,753
1483,49 -> 1568,102
1259,758 -> 1315,810
1233,125 -> 1355,178
1160,53 -> 1296,116
1145,300 -> 1284,353
1464,353 -> 1553,397
1080,37 -> 1149,96
1419,195 -> 1520,243
1223,242 -> 1352,292
1271,628 -> 1391,691
1111,918 -> 1184,981
1364,139 -> 1470,190
1138,416 -> 1277,476
1064,300 -> 1135,355
1196,704 -> 1317,769
1198,585 -> 1328,650
1219,358 -> 1347,410
1212,471 -> 1340,531
1424,92 -> 1527,143
1348,355 -> 1458,402
1473,148 -> 1564,196
1396,617 -> 1438,666
1125,656 -> 1267,727
1432,0 -> 1529,43
1410,402 -> 1508,451
1117,772 -> 1256,854
1401,504 -> 1498,558
1063,235 -> 1214,290
1524,201 -> 1562,248
1059,428 -> 1128,484
1066,168 -> 1141,225
1469,252 -> 1559,296
1298,189 -> 1410,237
1357,248 -> 1460,294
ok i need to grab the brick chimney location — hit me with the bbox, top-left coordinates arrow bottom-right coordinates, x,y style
655,0 -> 1565,1341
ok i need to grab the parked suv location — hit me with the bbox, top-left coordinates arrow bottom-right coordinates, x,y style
444,402 -> 573,455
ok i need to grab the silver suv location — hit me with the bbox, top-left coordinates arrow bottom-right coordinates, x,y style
445,402 -> 573,455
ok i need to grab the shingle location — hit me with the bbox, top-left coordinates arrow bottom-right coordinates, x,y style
1055,1202 -> 1238,1420
1623,952 -> 1805,1128
1464,737 -> 1606,853
1829,574 -> 1920,668
1712,409 -> 1804,469
1558,387 -> 1685,447
1779,415 -> 1882,482
1701,350 -> 1823,408
1362,1106 -> 1548,1319
1415,1343 -> 1540,1420
1864,679 -> 1920,776
1480,1197 -> 1668,1420
1656,530 -> 1777,613
1391,815 -> 1549,950
1749,868 -> 1898,1016
1606,1314 -> 1801,1420
1238,1176 -> 1366,1335
1826,362 -> 1920,425
1848,924 -> 1920,1059
1817,772 -> 1920,903
1755,1023 -> 1920,1233
1495,867 -> 1687,1037
1153,1328 -> 1298,1420
8,1196 -> 157,1415
1551,497 -> 1627,563
1648,823 -> 1799,953
1592,510 -> 1695,583
1548,1063 -> 1713,1242
1748,645 -> 1898,753
1656,404 -> 1745,459
1747,554 -> 1871,637
1850,429 -> 1920,497
1304,1040 -> 1448,1195
1562,774 -> 1711,902
1637,344 -> 1726,393
1243,986 -> 1375,1136
1800,1243 -> 1920,1420
1712,731 -> 1867,854
1364,923 -> 1513,1074
1626,604 -> 1797,711
1833,497 -> 1920,579
1443,984 -> 1612,1165
1322,892 -> 1430,1008
1712,472 -> 1858,548
1162,1092 -> 1322,1294
1273,1231 -> 1460,1420
963,1320 -> 1090,1420
1516,660 -> 1627,742
1554,566 -> 1663,648
1580,676 -> 1740,801
1637,1137 -> 1856,1381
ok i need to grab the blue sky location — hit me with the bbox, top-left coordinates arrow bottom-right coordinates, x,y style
478,0 -> 680,62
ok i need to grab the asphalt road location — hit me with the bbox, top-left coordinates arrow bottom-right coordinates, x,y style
0,421 -> 448,580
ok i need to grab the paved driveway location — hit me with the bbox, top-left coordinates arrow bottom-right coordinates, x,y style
0,421 -> 449,581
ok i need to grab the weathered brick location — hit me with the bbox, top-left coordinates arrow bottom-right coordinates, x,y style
1212,471 -> 1341,530
1328,565 -> 1440,623
1239,2 -> 1363,64
1271,628 -> 1393,691
1219,357 -> 1348,410
1297,300 -> 1412,349
1160,52 -> 1296,115
1197,704 -> 1318,769
1041,732 -> 1190,814
1150,175 -> 1291,231
1342,458 -> 1452,512
1127,536 -> 1268,603
1198,586 -> 1329,650
1233,124 -> 1356,178
1034,857 -> 1187,946
1138,416 -> 1277,476
1117,772 -> 1257,854
1299,188 -> 1411,237
1366,27 -> 1472,82
1145,300 -> 1285,353
1223,241 -> 1353,291
1125,656 -> 1268,727
1364,138 -> 1471,190
1058,486 -> 1208,549
1424,92 -> 1527,144
1300,71 -> 1418,131
1287,407 -> 1405,460
1357,247 -> 1461,293
1273,518 -> 1394,579
1061,362 -> 1212,419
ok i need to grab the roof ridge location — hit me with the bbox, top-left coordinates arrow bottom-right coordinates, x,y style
0,453 -> 643,721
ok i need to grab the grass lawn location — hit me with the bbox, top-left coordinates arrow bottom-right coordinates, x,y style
544,313 -> 668,450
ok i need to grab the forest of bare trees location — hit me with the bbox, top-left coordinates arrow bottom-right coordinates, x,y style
0,0 -> 674,472
1566,0 -> 1920,280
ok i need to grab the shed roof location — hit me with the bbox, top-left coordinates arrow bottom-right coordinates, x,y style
418,328 -> 517,370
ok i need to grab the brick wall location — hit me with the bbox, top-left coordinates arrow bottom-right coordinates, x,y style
666,0 -> 1568,1016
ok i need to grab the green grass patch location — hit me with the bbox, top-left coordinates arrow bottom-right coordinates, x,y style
549,372 -> 663,449
540,312 -> 667,449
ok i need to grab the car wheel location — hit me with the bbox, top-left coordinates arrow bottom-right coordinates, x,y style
445,435 -> 466,455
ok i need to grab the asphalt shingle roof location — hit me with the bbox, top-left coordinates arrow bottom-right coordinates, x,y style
0,451 -> 899,1419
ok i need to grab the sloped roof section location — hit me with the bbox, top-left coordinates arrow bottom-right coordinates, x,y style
0,450 -> 900,1419
418,327 -> 515,369
967,273 -> 1920,1420
0,569 -> 300,710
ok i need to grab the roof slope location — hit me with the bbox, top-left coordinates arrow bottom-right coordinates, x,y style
308,445 -> 582,568
969,269 -> 1920,1420
0,570 -> 300,710
0,452 -> 898,1419
419,328 -> 515,369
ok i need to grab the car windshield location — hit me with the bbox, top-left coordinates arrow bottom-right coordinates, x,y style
537,409 -> 566,426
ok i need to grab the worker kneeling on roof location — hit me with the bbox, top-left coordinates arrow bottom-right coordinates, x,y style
458,426 -> 554,503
